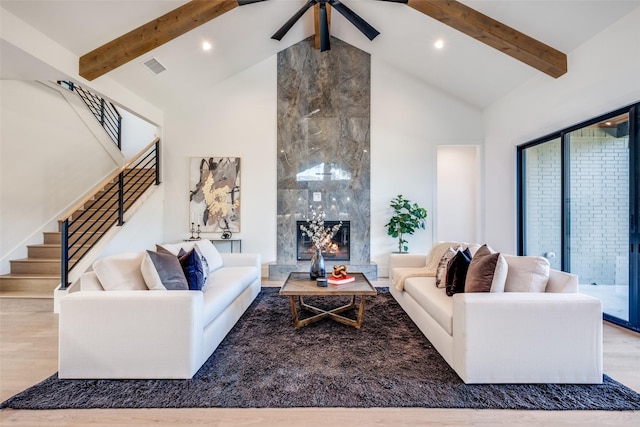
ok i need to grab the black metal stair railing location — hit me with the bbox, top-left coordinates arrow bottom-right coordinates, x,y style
59,138 -> 161,289
57,80 -> 122,148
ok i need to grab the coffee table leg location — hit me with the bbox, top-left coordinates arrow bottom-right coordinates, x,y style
288,295 -> 369,329
289,296 -> 301,328
355,296 -> 367,328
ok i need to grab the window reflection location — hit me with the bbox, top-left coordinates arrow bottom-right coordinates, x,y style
296,163 -> 352,181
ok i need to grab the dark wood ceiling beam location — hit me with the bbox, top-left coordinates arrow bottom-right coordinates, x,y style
79,0 -> 238,81
406,0 -> 567,78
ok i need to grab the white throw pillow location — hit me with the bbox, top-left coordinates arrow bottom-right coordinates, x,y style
195,240 -> 223,272
93,252 -> 147,291
503,255 -> 550,292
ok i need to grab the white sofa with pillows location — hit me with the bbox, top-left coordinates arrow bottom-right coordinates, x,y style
58,239 -> 260,379
389,242 -> 603,384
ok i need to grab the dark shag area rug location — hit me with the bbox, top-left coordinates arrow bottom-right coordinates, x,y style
3,287 -> 640,410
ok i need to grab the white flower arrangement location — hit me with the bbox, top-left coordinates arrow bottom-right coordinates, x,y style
300,209 -> 342,252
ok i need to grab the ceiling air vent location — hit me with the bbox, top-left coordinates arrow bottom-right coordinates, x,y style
142,57 -> 166,75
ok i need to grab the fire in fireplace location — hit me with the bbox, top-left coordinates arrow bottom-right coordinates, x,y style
296,220 -> 350,261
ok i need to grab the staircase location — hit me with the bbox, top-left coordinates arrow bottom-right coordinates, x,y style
0,166 -> 158,299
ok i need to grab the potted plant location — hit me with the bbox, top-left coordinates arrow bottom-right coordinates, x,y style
385,194 -> 427,253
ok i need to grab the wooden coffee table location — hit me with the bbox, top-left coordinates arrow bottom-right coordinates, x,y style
279,272 -> 377,329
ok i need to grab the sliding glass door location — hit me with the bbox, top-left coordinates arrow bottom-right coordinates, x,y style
518,103 -> 639,331
567,113 -> 630,321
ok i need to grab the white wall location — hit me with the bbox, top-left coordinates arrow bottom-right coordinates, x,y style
119,109 -> 158,161
161,54 -> 484,274
436,145 -> 481,243
484,8 -> 640,254
162,57 -> 278,259
0,81 -> 118,271
371,58 -> 483,272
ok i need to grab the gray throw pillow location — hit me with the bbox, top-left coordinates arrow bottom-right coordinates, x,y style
141,250 -> 189,290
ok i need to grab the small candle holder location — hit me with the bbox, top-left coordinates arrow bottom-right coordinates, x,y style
196,224 -> 202,240
189,222 -> 196,239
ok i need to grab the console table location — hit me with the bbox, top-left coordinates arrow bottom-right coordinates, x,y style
211,239 -> 242,253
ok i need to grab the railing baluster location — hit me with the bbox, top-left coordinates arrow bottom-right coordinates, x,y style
60,219 -> 70,290
118,172 -> 125,226
155,139 -> 161,185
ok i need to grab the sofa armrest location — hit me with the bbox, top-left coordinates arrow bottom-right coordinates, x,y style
452,293 -> 602,383
59,290 -> 204,379
388,253 -> 427,281
220,253 -> 261,271
546,269 -> 579,293
388,253 -> 428,269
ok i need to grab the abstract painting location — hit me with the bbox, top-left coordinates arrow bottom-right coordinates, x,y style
189,157 -> 240,233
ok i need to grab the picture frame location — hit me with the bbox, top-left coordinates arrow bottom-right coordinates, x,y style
189,157 -> 241,233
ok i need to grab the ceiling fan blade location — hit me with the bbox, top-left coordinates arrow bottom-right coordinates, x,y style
319,3 -> 330,51
271,0 -> 317,41
237,0 -> 269,5
329,0 -> 380,40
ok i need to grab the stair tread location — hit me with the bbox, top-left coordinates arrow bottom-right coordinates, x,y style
27,244 -> 60,248
0,273 -> 60,279
0,290 -> 55,299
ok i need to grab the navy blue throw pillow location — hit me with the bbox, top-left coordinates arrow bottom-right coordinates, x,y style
178,248 -> 205,291
445,248 -> 472,297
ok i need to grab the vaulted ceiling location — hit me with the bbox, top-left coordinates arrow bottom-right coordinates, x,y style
2,0 -> 639,111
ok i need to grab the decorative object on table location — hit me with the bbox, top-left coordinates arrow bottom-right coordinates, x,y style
300,209 -> 342,279
385,194 -> 428,253
220,218 -> 233,240
189,222 -> 196,240
332,264 -> 348,278
196,224 -> 201,240
316,277 -> 328,287
309,249 -> 326,280
327,275 -> 355,285
189,157 -> 241,233
328,265 -> 355,285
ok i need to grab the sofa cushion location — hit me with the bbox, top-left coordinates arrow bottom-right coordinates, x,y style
404,277 -> 453,335
93,252 -> 147,291
465,244 -> 508,293
141,250 -> 189,290
425,242 -> 481,274
179,249 -> 206,291
201,267 -> 257,326
435,246 -> 456,289
160,241 -> 222,274
195,240 -> 223,273
445,248 -> 471,296
503,255 -> 550,292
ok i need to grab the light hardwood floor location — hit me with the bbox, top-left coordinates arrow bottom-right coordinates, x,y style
1,284 -> 639,426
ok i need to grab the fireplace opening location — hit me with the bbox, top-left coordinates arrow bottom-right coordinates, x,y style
296,220 -> 350,261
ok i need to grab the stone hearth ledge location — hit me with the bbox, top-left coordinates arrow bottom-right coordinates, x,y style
268,262 -> 377,281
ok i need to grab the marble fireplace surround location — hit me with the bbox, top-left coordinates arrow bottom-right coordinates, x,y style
268,36 -> 377,280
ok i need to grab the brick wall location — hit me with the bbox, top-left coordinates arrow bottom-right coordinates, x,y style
524,128 -> 629,285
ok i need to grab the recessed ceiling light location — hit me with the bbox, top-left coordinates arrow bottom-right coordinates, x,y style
202,41 -> 212,51
434,39 -> 444,49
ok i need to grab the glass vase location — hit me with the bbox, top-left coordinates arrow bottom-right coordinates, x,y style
310,248 -> 325,279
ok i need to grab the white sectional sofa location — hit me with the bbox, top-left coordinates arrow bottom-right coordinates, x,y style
388,243 -> 603,384
58,240 -> 261,379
